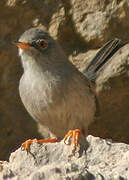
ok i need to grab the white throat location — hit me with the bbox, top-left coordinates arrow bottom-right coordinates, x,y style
19,49 -> 39,72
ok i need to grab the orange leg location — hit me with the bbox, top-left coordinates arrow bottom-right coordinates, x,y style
21,138 -> 57,152
64,129 -> 81,153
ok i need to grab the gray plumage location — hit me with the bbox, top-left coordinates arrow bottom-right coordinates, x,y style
17,28 -> 126,138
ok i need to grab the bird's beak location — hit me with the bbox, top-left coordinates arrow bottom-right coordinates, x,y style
13,41 -> 31,50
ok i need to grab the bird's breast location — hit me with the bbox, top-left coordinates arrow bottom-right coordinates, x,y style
19,70 -> 61,120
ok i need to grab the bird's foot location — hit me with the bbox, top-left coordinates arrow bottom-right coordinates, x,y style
21,138 -> 57,152
64,129 -> 81,154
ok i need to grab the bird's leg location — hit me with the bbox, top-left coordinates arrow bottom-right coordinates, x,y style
64,129 -> 81,153
21,129 -> 82,153
21,138 -> 57,152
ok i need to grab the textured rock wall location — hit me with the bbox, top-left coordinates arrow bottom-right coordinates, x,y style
0,0 -> 129,159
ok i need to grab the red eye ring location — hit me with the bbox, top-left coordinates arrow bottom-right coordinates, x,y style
37,39 -> 48,49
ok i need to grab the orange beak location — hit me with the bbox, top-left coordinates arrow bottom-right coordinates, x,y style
14,42 -> 31,50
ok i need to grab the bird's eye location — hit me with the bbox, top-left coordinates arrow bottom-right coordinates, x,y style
37,39 -> 48,49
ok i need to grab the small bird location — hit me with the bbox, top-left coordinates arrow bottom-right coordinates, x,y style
14,28 -> 127,152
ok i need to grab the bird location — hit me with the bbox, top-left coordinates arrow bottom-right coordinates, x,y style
14,27 -> 127,153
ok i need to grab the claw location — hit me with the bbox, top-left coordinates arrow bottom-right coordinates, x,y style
21,138 -> 57,152
64,129 -> 81,153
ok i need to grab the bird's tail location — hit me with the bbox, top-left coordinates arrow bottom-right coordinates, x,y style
84,38 -> 128,81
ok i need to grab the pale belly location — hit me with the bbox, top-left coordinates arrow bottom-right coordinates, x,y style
19,73 -> 96,138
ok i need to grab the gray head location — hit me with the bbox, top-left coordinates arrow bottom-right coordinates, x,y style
14,28 -> 67,70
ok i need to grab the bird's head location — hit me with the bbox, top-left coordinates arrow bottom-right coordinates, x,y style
14,28 -> 67,69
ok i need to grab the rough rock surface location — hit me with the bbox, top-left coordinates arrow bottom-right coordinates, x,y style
0,135 -> 129,180
0,0 -> 129,160
70,0 -> 129,47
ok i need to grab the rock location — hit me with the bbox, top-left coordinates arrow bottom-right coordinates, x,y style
0,135 -> 129,180
90,42 -> 129,143
49,0 -> 129,49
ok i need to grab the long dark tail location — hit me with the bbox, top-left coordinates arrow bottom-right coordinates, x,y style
84,38 -> 129,81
